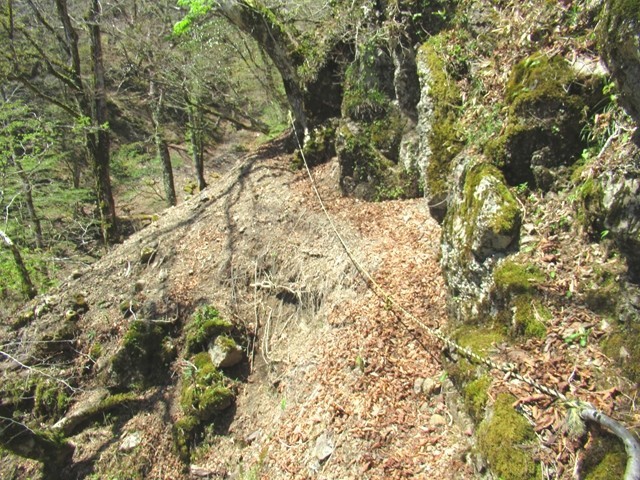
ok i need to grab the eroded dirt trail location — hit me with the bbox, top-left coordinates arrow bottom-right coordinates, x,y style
15,139 -> 476,479
188,154 -> 476,478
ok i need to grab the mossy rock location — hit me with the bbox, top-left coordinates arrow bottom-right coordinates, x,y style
486,53 -> 588,189
454,162 -> 521,261
582,264 -> 623,314
34,380 -> 70,420
492,260 -> 548,338
602,320 -> 640,383
172,414 -> 200,462
66,293 -> 89,314
208,335 -> 244,368
417,35 -> 464,211
181,352 -> 233,421
447,326 -> 506,387
336,120 -> 418,201
293,121 -> 337,168
341,41 -> 394,122
597,0 -> 640,123
176,352 -> 235,461
464,375 -> 491,422
477,393 -> 539,480
185,306 -> 233,355
110,320 -> 174,388
493,261 -> 544,296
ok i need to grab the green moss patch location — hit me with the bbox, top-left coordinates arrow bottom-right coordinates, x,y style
185,306 -> 232,355
464,375 -> 491,421
418,34 -> 464,202
458,163 -> 521,259
34,380 -> 70,420
493,260 -> 548,338
602,321 -> 640,383
110,320 -> 175,388
478,394 -> 539,480
581,430 -> 627,480
447,326 -> 506,387
175,352 -> 234,461
336,119 -> 419,201
486,53 -> 588,188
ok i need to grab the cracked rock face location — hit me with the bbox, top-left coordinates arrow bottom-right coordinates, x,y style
598,0 -> 640,125
441,153 -> 521,323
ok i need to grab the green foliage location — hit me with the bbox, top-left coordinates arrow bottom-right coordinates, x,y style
0,100 -> 96,309
477,394 -> 539,480
185,306 -> 233,354
174,0 -> 215,35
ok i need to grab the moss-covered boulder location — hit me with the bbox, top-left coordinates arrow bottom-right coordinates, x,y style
491,260 -> 548,338
597,0 -> 640,124
293,121 -> 337,168
336,37 -> 421,201
181,352 -> 233,421
477,394 -> 540,480
416,33 -> 464,222
109,319 -> 174,388
485,53 -> 596,190
441,156 -> 521,323
185,305 -> 233,355
174,352 -> 234,461
335,118 -> 419,201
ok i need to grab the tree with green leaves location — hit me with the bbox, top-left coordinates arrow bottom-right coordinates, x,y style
1,0 -> 117,243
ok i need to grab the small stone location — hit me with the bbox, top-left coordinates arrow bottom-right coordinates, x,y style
208,335 -> 243,368
314,432 -> 334,462
429,414 -> 447,427
119,431 -> 142,452
422,378 -> 441,396
140,245 -> 157,264
413,378 -> 424,394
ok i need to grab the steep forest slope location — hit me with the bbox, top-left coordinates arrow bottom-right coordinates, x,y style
1,0 -> 640,479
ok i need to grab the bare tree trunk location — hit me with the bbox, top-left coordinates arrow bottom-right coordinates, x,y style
16,162 -> 44,249
0,229 -> 36,299
187,103 -> 207,191
214,0 -> 308,138
88,0 -> 117,243
151,84 -> 177,206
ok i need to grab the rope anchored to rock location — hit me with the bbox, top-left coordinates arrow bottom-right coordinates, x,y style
290,114 -> 640,480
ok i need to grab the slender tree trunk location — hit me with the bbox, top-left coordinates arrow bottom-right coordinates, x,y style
88,0 -> 117,243
16,163 -> 44,249
187,103 -> 207,191
0,229 -> 36,299
151,84 -> 177,206
215,0 -> 308,138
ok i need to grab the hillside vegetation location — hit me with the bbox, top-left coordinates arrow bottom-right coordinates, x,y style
1,0 -> 639,479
